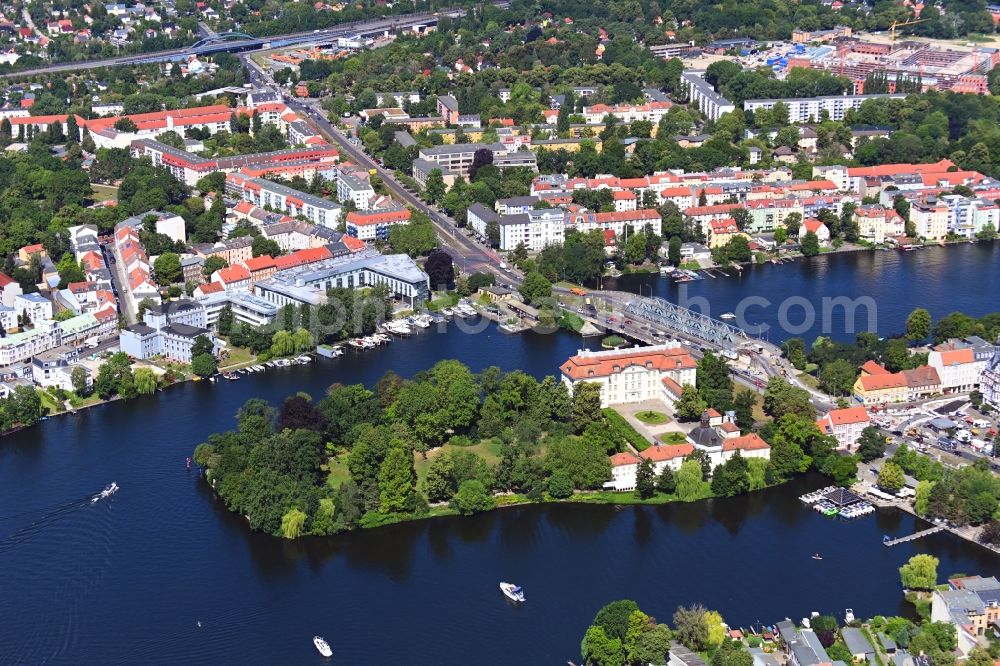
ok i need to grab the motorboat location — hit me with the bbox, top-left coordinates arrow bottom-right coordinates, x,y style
811,553 -> 823,560
720,312 -> 736,320
500,582 -> 525,602
92,482 -> 119,504
313,636 -> 332,658
844,609 -> 855,624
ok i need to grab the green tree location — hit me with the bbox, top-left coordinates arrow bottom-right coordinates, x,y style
635,457 -> 655,499
133,367 -> 158,395
571,382 -> 602,433
763,378 -> 815,420
656,465 -> 676,494
217,304 -> 235,337
251,235 -> 281,258
280,507 -> 307,539
56,253 -> 85,288
378,443 -> 416,513
800,230 -> 820,256
675,460 -> 706,501
70,365 -> 90,396
203,256 -> 228,279
667,236 -> 681,265
424,169 -> 446,204
878,461 -> 905,493
153,252 -> 182,286
518,271 -> 552,304
673,604 -> 709,651
675,384 -> 707,422
451,479 -> 496,515
582,625 -> 624,666
547,469 -> 574,498
191,353 -> 217,378
899,553 -> 938,591
819,358 -> 857,396
857,427 -> 886,462
906,308 -> 932,342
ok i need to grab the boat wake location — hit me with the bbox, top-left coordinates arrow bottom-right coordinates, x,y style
0,484 -> 118,554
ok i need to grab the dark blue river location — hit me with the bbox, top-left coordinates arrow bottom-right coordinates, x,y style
607,243 -> 1000,342
2,246 -> 999,664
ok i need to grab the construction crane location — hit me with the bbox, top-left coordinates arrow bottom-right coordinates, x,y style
889,18 -> 927,47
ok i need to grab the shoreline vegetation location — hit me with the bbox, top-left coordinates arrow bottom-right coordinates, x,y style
575,551 -> 983,666
192,356 -> 859,539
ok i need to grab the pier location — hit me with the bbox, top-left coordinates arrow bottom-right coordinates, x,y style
882,526 -> 945,546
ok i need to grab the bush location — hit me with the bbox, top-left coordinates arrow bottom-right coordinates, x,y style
603,408 -> 651,451
547,470 -> 574,498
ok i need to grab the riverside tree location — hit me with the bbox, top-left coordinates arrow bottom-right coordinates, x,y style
899,554 -> 938,591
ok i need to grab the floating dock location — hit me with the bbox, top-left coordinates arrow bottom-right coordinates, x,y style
883,526 -> 945,546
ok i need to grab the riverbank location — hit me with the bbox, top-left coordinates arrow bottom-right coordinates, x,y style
858,483 -> 1000,556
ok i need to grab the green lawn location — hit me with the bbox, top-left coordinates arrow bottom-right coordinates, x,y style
558,310 -> 585,332
325,453 -> 352,489
635,410 -> 668,425
797,372 -> 821,390
414,438 -> 504,488
219,344 -> 256,370
426,292 -> 459,311
91,184 -> 118,202
39,390 -> 64,414
734,385 -> 768,423
659,431 -> 688,444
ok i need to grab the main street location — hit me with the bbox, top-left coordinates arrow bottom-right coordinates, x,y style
245,56 -> 513,283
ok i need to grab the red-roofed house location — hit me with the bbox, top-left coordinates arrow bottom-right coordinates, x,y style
194,281 -> 224,298
242,255 -> 278,284
18,243 -> 46,263
708,218 -> 742,248
817,406 -> 871,451
799,217 -> 831,243
212,264 -> 251,290
929,347 -> 985,393
345,208 -> 411,241
560,343 -> 697,409
0,271 -> 23,307
273,246 -> 333,271
341,235 -> 367,253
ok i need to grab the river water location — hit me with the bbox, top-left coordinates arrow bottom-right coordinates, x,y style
2,248 -> 1000,665
606,243 -> 1000,342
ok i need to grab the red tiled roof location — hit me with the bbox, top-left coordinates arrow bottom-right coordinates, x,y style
217,265 -> 250,283
273,246 -> 333,271
243,255 -> 277,272
859,372 -> 908,391
196,281 -> 224,295
860,360 -> 889,375
937,348 -> 975,365
610,452 -> 640,467
723,433 -> 770,452
560,347 -> 697,380
822,407 -> 869,426
0,272 -> 13,287
341,235 -> 366,252
346,209 -> 411,226
641,443 -> 694,462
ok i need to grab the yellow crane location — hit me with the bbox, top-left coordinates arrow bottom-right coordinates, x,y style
889,17 -> 928,47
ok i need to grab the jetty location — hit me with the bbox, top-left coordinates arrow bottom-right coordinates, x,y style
882,525 -> 945,546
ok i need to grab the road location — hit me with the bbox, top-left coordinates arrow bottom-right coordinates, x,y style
244,54 -> 511,282
248,58 -> 836,410
2,9 -> 458,78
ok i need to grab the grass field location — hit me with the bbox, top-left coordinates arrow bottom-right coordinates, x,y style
635,410 -> 668,425
91,184 -> 119,202
660,431 -> 689,444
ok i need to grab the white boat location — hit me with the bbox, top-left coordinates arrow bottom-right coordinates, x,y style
91,481 -> 119,504
844,608 -> 855,624
313,636 -> 332,658
441,307 -> 455,317
720,312 -> 736,320
500,582 -> 525,602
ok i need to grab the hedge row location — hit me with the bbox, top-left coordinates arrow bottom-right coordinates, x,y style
602,408 -> 651,452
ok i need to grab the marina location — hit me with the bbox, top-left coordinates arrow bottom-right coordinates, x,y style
800,486 -> 875,521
